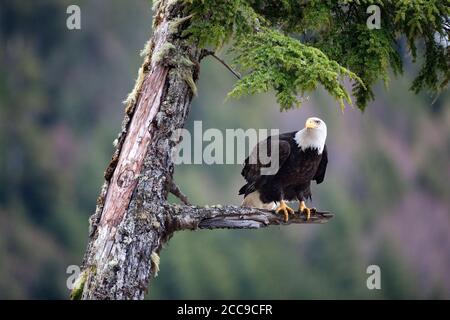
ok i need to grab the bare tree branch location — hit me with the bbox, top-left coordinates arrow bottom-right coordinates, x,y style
201,49 -> 241,79
169,181 -> 191,205
165,204 -> 334,231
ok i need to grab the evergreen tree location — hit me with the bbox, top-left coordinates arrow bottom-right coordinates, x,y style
77,0 -> 449,299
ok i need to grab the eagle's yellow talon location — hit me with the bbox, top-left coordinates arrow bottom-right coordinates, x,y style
304,208 -> 311,220
299,201 -> 313,220
275,200 -> 294,222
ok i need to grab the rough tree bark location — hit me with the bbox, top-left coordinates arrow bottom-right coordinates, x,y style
73,1 -> 333,300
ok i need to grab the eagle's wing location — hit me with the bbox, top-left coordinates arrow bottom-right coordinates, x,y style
313,144 -> 328,184
240,136 -> 291,193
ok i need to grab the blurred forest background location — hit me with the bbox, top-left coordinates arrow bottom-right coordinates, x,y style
0,0 -> 449,299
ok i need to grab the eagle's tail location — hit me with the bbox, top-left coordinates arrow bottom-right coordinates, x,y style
241,191 -> 277,210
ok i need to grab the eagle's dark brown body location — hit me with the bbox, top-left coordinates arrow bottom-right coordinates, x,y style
239,131 -> 328,205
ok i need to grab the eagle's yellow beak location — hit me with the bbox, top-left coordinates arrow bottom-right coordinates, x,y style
305,118 -> 317,129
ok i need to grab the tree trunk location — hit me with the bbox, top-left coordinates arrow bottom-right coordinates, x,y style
76,1 -> 200,300
73,0 -> 333,300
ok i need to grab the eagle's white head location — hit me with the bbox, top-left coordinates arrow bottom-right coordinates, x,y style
294,117 -> 327,154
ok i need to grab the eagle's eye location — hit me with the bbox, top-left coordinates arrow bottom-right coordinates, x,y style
314,120 -> 321,124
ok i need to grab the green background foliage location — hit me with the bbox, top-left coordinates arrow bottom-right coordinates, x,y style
0,0 -> 449,299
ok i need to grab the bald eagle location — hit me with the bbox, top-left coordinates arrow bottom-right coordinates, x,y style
239,117 -> 328,221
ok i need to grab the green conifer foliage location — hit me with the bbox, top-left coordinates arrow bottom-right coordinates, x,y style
182,0 -> 449,110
